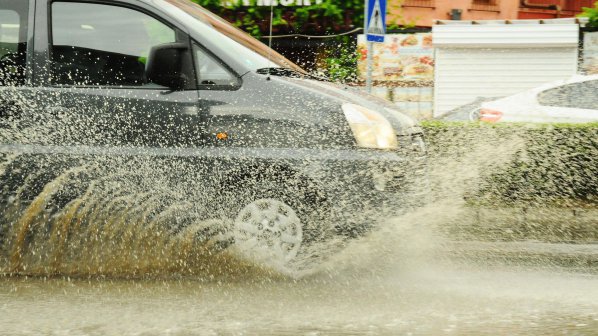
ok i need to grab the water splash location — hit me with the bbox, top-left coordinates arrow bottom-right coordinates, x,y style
1,106 -> 594,280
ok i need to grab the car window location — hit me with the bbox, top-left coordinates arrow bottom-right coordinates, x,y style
537,80 -> 598,110
193,43 -> 237,88
0,0 -> 28,86
51,2 -> 184,87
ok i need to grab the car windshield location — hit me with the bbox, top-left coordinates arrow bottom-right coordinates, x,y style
163,0 -> 304,73
537,79 -> 598,110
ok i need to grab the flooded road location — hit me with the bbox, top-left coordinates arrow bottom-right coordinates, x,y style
1,109 -> 596,335
2,261 -> 597,335
2,206 -> 597,336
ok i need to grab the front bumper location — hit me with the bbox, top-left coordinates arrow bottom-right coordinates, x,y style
300,148 -> 428,237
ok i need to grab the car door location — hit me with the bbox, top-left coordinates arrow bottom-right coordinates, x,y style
1,0 -> 210,230
0,0 -> 35,201
0,0 -> 219,269
32,0 -> 202,148
0,0 -> 31,132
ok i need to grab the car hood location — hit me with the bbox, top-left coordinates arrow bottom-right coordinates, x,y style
268,75 -> 421,135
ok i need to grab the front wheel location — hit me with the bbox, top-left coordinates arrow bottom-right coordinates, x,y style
233,198 -> 303,265
226,177 -> 333,274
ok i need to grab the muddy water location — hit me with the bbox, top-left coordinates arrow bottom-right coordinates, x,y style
2,112 -> 597,334
2,259 -> 597,335
2,205 -> 598,336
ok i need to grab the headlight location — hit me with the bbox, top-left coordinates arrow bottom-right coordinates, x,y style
342,103 -> 398,149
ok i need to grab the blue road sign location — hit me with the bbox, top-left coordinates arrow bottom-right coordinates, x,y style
366,0 -> 386,43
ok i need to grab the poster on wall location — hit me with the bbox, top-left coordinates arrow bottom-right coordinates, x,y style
357,33 -> 434,82
583,31 -> 598,75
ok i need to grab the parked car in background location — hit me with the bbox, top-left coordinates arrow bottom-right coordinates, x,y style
479,75 -> 598,123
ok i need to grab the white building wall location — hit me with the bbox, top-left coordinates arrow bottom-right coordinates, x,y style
433,23 -> 580,48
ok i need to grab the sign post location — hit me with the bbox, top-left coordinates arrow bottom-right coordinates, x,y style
365,0 -> 386,93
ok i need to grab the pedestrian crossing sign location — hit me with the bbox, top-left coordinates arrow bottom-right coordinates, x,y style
366,0 -> 386,43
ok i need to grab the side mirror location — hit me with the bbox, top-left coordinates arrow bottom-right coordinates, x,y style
146,43 -> 189,90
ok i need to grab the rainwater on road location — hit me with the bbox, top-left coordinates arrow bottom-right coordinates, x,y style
1,104 -> 597,335
2,207 -> 597,336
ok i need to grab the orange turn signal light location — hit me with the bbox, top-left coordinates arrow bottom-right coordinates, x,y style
216,132 -> 228,140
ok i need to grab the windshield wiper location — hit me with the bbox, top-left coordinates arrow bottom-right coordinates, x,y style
256,67 -> 328,82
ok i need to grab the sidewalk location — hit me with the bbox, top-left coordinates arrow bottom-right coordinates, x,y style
441,206 -> 598,243
424,206 -> 598,270
439,240 -> 598,271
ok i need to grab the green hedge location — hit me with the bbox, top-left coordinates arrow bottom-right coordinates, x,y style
422,122 -> 598,207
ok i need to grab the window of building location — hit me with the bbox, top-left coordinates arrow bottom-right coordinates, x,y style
562,0 -> 595,12
402,0 -> 435,8
0,0 -> 28,86
471,0 -> 500,11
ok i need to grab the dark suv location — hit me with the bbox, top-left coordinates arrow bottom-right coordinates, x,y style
0,0 -> 426,272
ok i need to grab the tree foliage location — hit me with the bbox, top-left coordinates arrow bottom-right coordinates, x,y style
192,0 -> 364,37
580,1 -> 598,27
320,36 -> 359,83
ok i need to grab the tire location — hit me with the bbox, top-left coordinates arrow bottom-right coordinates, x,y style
225,176 -> 333,274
